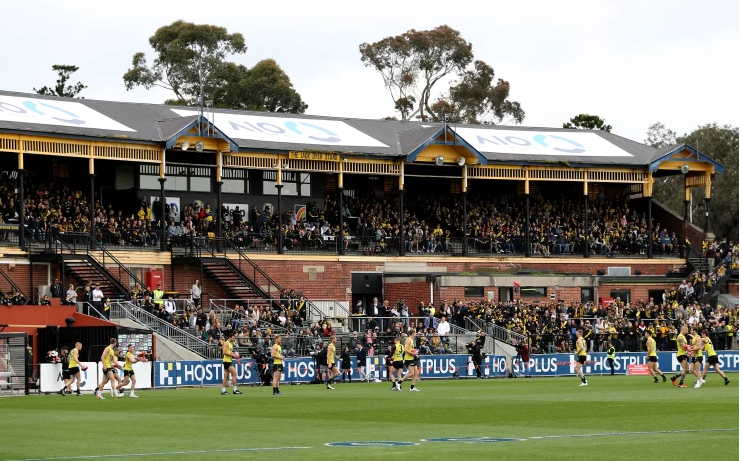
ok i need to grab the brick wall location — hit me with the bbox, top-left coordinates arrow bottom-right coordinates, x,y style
0,263 -> 50,298
171,265 -> 230,306
246,258 -> 682,304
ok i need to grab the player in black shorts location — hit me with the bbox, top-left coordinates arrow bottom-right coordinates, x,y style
60,346 -> 70,396
390,337 -> 404,391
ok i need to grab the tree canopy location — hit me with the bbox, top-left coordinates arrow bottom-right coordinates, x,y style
563,114 -> 612,132
360,25 -> 523,123
34,64 -> 87,98
124,21 -> 307,113
647,122 -> 738,242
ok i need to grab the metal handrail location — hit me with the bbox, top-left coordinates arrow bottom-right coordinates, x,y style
685,244 -> 709,273
0,265 -> 29,304
110,301 -> 211,358
468,317 -> 527,345
190,237 -> 285,302
47,232 -> 147,293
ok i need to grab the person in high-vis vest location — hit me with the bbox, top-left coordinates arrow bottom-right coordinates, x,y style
153,284 -> 164,309
701,329 -> 730,386
606,342 -> 616,376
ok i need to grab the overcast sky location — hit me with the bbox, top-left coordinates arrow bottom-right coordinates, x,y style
0,0 -> 738,142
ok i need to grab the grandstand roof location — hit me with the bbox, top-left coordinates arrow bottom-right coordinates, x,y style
0,90 -> 724,171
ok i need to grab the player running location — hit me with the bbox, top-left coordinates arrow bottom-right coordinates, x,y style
221,332 -> 242,395
400,333 -> 421,391
95,338 -> 119,399
390,337 -> 404,391
690,327 -> 705,387
700,329 -> 730,386
671,325 -> 692,388
325,336 -> 339,389
645,329 -> 666,383
575,329 -> 588,386
120,344 -> 146,398
271,335 -> 285,395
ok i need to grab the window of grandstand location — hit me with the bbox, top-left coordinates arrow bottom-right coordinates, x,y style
648,289 -> 664,305
262,171 -> 310,196
138,164 -> 211,192
610,290 -> 630,304
464,287 -> 484,298
221,168 -> 249,194
580,287 -> 594,304
520,287 -> 547,297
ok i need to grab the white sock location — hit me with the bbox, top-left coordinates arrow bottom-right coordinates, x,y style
233,387 -> 238,392
221,387 -> 226,392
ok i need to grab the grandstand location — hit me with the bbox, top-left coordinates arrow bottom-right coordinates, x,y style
0,90 -> 737,374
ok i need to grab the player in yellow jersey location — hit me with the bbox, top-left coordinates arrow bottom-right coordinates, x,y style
690,326 -> 705,387
221,332 -> 242,395
575,329 -> 588,386
95,338 -> 119,399
120,344 -> 144,398
67,342 -> 84,396
390,337 -> 404,391
670,325 -> 692,388
644,329 -> 666,383
400,333 -> 421,391
325,336 -> 339,390
700,329 -> 730,386
271,335 -> 285,395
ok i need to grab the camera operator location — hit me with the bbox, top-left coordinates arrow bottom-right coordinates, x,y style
467,339 -> 483,378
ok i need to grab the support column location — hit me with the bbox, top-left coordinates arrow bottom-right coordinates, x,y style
216,180 -> 223,249
216,152 -> 223,252
159,178 -> 167,251
703,198 -> 711,234
338,187 -> 345,256
681,199 -> 690,257
18,169 -> 25,251
647,196 -> 653,259
524,193 -> 531,257
398,189 -> 405,256
276,184 -> 284,254
89,173 -> 96,244
462,192 -> 468,256
583,194 -> 589,258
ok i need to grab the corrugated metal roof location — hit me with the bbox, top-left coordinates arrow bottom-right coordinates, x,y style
0,90 -> 718,169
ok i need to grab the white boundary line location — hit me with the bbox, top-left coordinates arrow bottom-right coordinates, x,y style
4,447 -> 311,461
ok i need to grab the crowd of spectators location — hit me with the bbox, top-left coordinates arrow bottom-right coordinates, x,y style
321,189 -> 679,256
1,171 -> 687,259
346,295 -> 738,356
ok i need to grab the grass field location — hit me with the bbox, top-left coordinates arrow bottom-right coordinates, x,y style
1,375 -> 738,461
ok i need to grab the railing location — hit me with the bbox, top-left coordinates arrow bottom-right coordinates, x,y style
0,264 -> 29,304
208,299 -> 289,335
468,317 -> 527,345
685,244 -> 709,274
109,301 -> 211,358
42,232 -> 148,293
184,237 -> 285,302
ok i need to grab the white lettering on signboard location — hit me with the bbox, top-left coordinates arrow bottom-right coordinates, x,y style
0,95 -> 135,132
455,127 -> 633,157
171,109 -> 388,148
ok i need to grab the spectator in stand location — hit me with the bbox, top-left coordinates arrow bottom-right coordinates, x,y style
164,295 -> 176,316
39,294 -> 51,306
190,280 -> 201,308
65,284 -> 77,306
92,284 -> 103,314
50,278 -> 63,300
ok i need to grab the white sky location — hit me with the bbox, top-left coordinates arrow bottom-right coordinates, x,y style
0,0 -> 738,142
